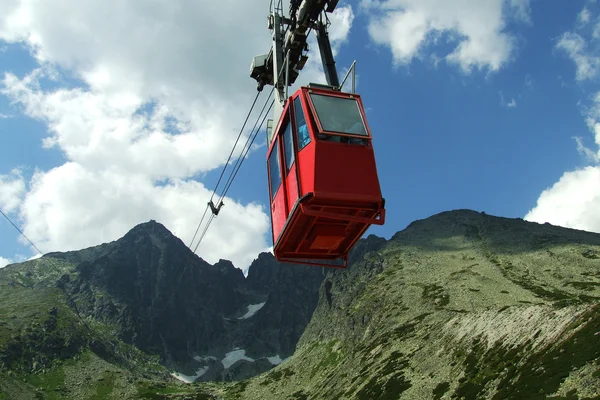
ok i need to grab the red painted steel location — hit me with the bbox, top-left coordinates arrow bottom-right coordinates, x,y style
266,86 -> 385,268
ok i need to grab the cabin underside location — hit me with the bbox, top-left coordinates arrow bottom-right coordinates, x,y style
273,193 -> 385,267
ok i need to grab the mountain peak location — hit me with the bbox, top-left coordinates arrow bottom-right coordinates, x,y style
5,208 -> 600,398
121,219 -> 189,254
127,219 -> 174,236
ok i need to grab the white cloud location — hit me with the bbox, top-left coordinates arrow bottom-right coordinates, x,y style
572,92 -> 600,163
555,32 -> 600,81
575,107 -> 600,163
0,169 -> 25,213
328,6 -> 354,50
526,11 -> 600,233
26,253 -> 41,261
524,166 -> 600,232
499,91 -> 517,108
576,4 -> 600,40
578,6 -> 592,25
525,74 -> 534,90
13,161 -> 270,270
289,5 -> 355,90
2,70 -> 236,181
0,70 -> 272,268
593,23 -> 600,41
0,257 -> 12,268
0,1 -> 355,271
575,136 -> 600,162
510,0 -> 532,24
362,0 -> 530,73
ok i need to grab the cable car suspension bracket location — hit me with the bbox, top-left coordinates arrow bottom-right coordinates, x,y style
208,200 -> 224,216
250,0 -> 343,137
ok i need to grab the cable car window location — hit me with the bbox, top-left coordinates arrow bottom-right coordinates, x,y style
268,138 -> 282,200
283,118 -> 295,173
309,94 -> 368,136
294,96 -> 311,150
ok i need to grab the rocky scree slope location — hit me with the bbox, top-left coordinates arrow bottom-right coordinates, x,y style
0,220 -> 323,398
227,209 -> 600,400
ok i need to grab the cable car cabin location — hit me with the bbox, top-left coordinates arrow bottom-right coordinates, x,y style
266,84 -> 385,268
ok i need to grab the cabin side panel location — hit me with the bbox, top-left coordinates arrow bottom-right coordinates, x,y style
281,111 -> 299,213
297,145 -> 315,196
314,142 -> 382,201
286,164 -> 299,212
271,187 -> 287,243
294,93 -> 316,196
267,135 -> 287,245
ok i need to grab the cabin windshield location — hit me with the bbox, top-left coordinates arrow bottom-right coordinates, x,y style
309,93 -> 368,136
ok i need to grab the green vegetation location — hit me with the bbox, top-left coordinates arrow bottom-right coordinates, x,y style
566,281 -> 600,291
262,366 -> 295,383
3,210 -> 600,399
0,266 -> 170,399
581,249 -> 599,259
26,367 -> 69,399
422,284 -> 450,307
463,224 -> 483,240
433,381 -> 450,399
135,381 -> 204,399
226,211 -> 600,399
312,341 -> 342,377
494,304 -> 600,399
355,353 -> 411,400
0,287 -> 87,374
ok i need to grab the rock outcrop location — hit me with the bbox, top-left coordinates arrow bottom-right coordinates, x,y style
3,209 -> 600,399
0,220 -> 325,385
236,210 -> 600,399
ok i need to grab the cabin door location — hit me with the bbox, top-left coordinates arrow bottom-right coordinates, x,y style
268,135 -> 286,243
268,110 -> 299,245
281,110 -> 299,215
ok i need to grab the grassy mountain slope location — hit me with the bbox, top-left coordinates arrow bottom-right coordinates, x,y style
0,256 -> 174,399
0,221 -> 323,399
3,209 -> 600,399
230,210 -> 600,399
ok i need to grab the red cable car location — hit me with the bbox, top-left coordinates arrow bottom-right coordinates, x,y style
267,84 -> 385,268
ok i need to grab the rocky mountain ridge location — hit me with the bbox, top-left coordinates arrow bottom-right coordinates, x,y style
0,219 -> 324,390
229,210 -> 600,399
1,209 -> 600,399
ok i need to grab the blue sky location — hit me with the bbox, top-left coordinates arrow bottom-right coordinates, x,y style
1,0 -> 600,271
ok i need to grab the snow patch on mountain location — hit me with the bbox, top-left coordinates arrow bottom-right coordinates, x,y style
238,302 -> 266,319
222,348 -> 255,369
170,366 -> 209,383
194,355 -> 217,363
267,355 -> 284,365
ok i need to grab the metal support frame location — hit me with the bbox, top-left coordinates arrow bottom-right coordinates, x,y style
339,60 -> 356,94
279,256 -> 348,268
285,49 -> 290,100
208,200 -> 224,216
270,0 -> 286,143
300,203 -> 385,226
251,0 -> 343,145
316,18 -> 340,88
